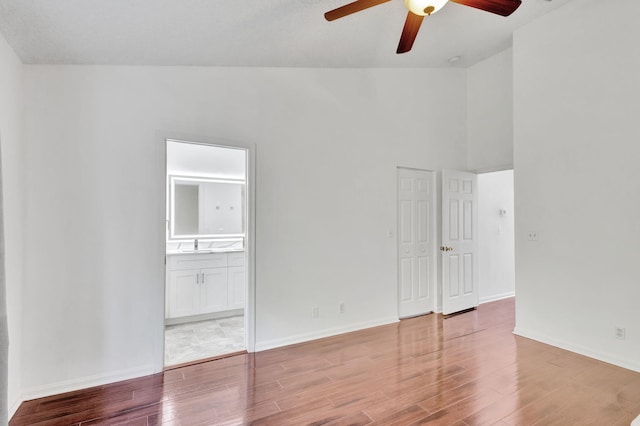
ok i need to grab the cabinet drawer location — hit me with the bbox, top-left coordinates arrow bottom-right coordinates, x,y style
227,251 -> 245,267
168,253 -> 227,270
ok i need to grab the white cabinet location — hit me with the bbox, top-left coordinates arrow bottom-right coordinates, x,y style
166,251 -> 244,319
201,267 -> 228,313
227,251 -> 245,310
227,267 -> 245,309
168,253 -> 227,270
167,269 -> 200,318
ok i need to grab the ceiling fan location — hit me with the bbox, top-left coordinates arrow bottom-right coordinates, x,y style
324,0 -> 522,54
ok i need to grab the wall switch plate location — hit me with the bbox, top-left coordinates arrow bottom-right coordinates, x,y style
339,302 -> 345,314
527,231 -> 539,241
615,326 -> 626,340
312,307 -> 319,318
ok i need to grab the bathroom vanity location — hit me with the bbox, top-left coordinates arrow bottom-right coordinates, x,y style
165,171 -> 247,323
165,250 -> 245,320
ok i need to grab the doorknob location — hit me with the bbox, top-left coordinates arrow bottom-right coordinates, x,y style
440,246 -> 454,252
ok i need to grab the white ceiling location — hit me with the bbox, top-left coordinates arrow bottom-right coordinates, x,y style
0,0 -> 573,68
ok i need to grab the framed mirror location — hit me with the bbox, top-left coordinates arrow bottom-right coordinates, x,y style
169,175 -> 245,239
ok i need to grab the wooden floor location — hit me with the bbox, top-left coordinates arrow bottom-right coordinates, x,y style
11,298 -> 640,425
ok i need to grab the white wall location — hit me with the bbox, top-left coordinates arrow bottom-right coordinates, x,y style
513,0 -> 640,371
467,48 -> 515,307
0,32 -> 24,416
467,48 -> 513,172
478,170 -> 514,303
21,66 -> 467,396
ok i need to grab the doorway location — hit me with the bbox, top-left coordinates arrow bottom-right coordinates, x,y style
440,168 -> 515,314
477,169 -> 515,304
163,139 -> 251,367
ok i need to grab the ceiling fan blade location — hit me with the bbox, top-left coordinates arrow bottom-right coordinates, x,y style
396,12 -> 424,54
449,0 -> 521,16
325,0 -> 391,21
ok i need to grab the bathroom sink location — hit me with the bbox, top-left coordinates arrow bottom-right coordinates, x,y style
169,248 -> 243,254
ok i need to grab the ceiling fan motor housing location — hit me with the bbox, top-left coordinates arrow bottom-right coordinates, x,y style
404,0 -> 449,16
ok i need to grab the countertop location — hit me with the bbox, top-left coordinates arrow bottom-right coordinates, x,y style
166,248 -> 244,255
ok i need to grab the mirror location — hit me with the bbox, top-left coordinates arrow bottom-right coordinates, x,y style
169,176 -> 245,239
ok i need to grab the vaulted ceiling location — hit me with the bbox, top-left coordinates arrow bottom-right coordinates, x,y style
0,0 -> 573,68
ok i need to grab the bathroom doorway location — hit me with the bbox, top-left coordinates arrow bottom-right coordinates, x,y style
477,169 -> 515,304
163,139 -> 252,367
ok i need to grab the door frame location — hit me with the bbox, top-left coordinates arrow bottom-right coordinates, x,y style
156,134 -> 256,371
396,166 -> 437,319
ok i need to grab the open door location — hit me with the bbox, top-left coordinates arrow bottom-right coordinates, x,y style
441,169 -> 478,315
398,168 -> 436,318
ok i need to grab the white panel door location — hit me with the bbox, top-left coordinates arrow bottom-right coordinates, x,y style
442,169 -> 479,315
398,168 -> 436,318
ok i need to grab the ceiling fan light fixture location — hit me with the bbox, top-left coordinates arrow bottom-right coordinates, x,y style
325,0 -> 521,54
403,0 -> 449,16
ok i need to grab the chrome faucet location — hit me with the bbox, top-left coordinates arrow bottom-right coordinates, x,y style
194,238 -> 198,251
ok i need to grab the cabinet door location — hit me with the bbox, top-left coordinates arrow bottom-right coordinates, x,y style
200,268 -> 228,313
227,266 -> 245,310
168,270 -> 200,318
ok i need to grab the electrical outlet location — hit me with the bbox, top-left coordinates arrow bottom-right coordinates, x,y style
339,302 -> 345,314
527,231 -> 539,241
312,307 -> 319,318
615,326 -> 626,340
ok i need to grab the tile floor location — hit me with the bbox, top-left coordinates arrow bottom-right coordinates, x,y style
164,315 -> 245,366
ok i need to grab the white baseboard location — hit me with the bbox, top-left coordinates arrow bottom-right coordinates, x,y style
19,365 -> 156,403
165,309 -> 243,326
513,327 -> 640,373
255,317 -> 399,352
9,395 -> 22,420
479,292 -> 515,305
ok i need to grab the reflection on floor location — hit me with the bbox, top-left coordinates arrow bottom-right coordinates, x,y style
164,315 -> 245,366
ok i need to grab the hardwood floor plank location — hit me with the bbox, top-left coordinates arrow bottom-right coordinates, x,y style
79,404 -> 159,425
367,404 -> 430,425
276,370 -> 334,392
409,389 -> 503,425
211,400 -> 281,425
617,378 -> 640,404
531,385 -> 639,426
10,298 -> 640,426
250,397 -> 334,425
319,410 -> 373,426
